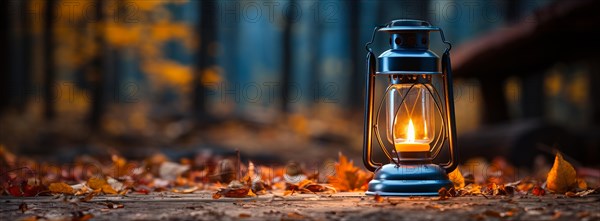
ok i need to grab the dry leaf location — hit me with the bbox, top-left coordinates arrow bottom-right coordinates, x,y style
213,187 -> 250,198
566,189 -> 595,197
327,152 -> 372,192
105,202 -> 124,209
101,184 -> 118,195
106,177 -> 124,192
238,213 -> 251,218
87,177 -> 107,190
80,190 -> 99,202
373,194 -> 383,203
287,212 -> 305,219
283,190 -> 294,196
576,178 -> 587,190
159,161 -> 190,181
19,216 -> 43,221
438,187 -> 450,200
172,186 -> 199,194
247,189 -> 257,197
532,186 -> 545,196
546,152 -> 577,193
48,182 -> 75,195
483,210 -> 502,218
448,168 -> 465,188
19,202 -> 28,213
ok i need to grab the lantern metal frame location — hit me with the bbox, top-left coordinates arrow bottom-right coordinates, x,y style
362,19 -> 459,196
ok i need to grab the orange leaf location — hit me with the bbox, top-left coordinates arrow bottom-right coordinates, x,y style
327,152 -> 372,192
87,177 -> 107,190
247,189 -> 257,197
448,168 -> 465,188
48,182 -> 75,195
101,184 -> 118,195
546,152 -> 577,193
373,194 -> 383,203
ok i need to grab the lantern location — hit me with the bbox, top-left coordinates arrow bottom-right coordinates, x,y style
362,19 -> 458,196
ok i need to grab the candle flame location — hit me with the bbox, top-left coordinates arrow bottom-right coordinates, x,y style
406,119 -> 415,142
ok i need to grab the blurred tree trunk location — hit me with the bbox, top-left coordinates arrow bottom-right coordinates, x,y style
520,73 -> 545,118
591,60 -> 600,125
479,77 -> 509,124
20,0 -> 32,112
0,0 -> 10,113
193,0 -> 217,122
348,0 -> 361,109
281,0 -> 295,113
43,0 -> 56,120
89,0 -> 106,130
310,5 -> 321,107
476,0 -> 521,124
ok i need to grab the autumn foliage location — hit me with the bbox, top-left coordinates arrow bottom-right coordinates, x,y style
1,143 -> 598,199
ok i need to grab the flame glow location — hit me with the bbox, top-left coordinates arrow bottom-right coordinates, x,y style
406,119 -> 415,142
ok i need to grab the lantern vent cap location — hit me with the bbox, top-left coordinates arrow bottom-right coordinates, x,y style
379,19 -> 439,32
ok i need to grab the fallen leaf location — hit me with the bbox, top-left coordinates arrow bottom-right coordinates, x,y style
48,182 -> 75,195
448,168 -> 465,188
87,177 -> 107,190
283,190 -> 294,196
19,216 -> 43,221
327,152 -> 372,192
159,161 -> 190,181
101,184 -> 118,194
106,177 -> 124,192
546,152 -> 577,193
213,187 -> 250,198
459,184 -> 482,196
71,211 -> 94,221
566,189 -> 596,197
105,202 -> 124,209
438,187 -> 450,200
576,178 -> 587,190
19,202 -> 28,213
373,194 -> 383,203
532,186 -> 545,196
80,190 -> 99,202
172,186 -> 199,194
7,183 -> 45,197
483,210 -> 502,218
287,212 -> 305,219
238,213 -> 251,218
247,189 -> 257,197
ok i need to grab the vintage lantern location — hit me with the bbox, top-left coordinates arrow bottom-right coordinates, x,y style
363,19 -> 458,196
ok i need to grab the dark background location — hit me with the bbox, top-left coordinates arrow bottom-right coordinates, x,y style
1,0 -> 598,168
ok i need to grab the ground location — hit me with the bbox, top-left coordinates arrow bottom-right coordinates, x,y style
2,192 -> 599,221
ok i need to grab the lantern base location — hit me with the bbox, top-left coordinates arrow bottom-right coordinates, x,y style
365,163 -> 452,196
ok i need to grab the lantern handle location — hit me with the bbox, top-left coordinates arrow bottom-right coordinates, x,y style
363,24 -> 386,172
365,24 -> 387,53
437,28 -> 459,174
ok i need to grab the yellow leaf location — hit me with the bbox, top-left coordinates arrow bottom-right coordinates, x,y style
546,152 -> 577,193
448,168 -> 465,188
48,182 -> 75,195
87,177 -> 107,190
247,189 -> 257,197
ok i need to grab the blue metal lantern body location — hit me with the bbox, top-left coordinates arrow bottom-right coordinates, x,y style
362,20 -> 459,196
